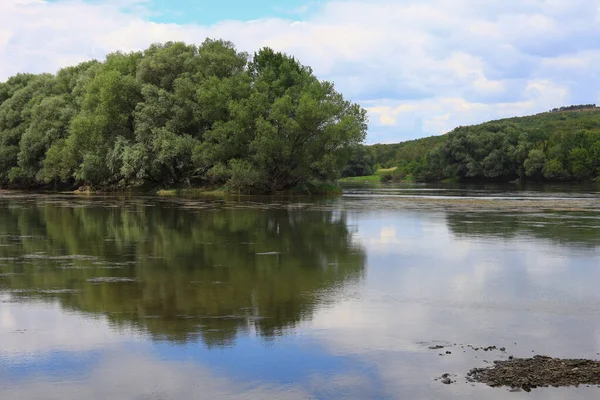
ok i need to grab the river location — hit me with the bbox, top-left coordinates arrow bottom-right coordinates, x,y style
0,184 -> 599,399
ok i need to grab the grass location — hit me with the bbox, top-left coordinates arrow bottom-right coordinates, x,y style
377,167 -> 398,174
338,167 -> 399,183
339,174 -> 381,183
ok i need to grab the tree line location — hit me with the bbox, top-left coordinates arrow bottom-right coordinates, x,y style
0,40 -> 367,193
549,104 -> 597,113
393,109 -> 600,182
344,108 -> 600,183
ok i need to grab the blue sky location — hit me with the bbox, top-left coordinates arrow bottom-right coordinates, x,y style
144,0 -> 320,24
50,0 -> 322,24
3,0 -> 600,144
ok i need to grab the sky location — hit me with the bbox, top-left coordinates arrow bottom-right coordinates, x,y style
2,0 -> 600,144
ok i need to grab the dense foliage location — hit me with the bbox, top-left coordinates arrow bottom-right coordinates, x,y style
368,135 -> 447,169
341,145 -> 375,177
0,40 -> 367,192
340,135 -> 447,180
389,109 -> 600,182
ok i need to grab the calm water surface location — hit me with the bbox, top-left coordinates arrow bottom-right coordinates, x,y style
0,186 -> 599,399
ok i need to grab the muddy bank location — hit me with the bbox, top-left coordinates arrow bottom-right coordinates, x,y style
468,355 -> 600,391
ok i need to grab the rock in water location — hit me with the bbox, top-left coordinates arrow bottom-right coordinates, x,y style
428,345 -> 445,350
468,356 -> 600,390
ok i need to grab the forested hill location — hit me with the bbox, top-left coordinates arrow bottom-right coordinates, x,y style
0,40 -> 367,193
364,106 -> 600,182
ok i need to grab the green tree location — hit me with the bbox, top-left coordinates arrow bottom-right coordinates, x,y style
568,147 -> 593,180
342,145 -> 375,177
16,95 -> 76,182
246,50 -> 367,191
0,40 -> 367,192
380,108 -> 600,183
544,158 -> 569,180
523,149 -> 546,179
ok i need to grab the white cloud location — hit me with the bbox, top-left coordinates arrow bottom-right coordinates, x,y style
0,351 -> 310,400
0,295 -> 141,355
366,77 -> 570,138
1,0 -> 600,143
367,105 -> 417,126
304,212 -> 600,397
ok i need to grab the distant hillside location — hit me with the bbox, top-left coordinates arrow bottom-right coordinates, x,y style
361,105 -> 600,182
341,135 -> 447,179
548,104 -> 598,113
488,106 -> 600,132
368,135 -> 448,168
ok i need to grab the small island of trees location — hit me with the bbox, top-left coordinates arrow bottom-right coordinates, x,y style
0,40 -> 367,193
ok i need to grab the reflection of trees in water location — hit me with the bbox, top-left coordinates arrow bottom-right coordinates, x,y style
446,212 -> 600,248
0,200 -> 366,346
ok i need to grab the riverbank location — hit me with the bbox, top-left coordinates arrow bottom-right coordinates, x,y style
65,181 -> 344,198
